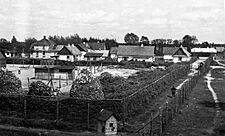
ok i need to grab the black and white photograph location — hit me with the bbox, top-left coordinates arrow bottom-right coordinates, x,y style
0,0 -> 225,135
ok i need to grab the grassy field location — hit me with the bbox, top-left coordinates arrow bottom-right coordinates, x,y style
163,62 -> 225,136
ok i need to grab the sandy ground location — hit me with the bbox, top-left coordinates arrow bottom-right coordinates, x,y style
93,68 -> 138,78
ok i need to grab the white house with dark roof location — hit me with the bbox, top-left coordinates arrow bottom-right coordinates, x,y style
117,45 -> 155,62
172,46 -> 191,63
57,45 -> 82,62
162,46 -> 191,63
30,36 -> 57,59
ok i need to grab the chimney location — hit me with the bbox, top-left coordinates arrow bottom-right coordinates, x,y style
43,36 -> 46,39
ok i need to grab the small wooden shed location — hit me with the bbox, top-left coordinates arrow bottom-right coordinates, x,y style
97,109 -> 118,135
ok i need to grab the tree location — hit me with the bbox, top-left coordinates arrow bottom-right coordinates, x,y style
28,81 -> 52,96
202,41 -> 209,47
0,70 -> 22,93
182,35 -> 198,52
166,39 -> 173,44
151,39 -> 167,45
0,38 -> 9,43
124,33 -> 139,44
24,38 -> 37,53
70,69 -> 104,100
105,39 -> 118,50
173,39 -> 180,45
140,36 -> 149,45
11,36 -> 18,43
182,35 -> 198,45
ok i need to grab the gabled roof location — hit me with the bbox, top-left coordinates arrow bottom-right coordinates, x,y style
84,52 -> 103,57
87,42 -> 106,50
89,50 -> 109,57
98,109 -> 118,122
173,46 -> 191,57
162,47 -> 179,55
76,43 -> 88,52
0,50 -> 7,59
110,47 -> 118,54
117,45 -> 155,57
29,36 -> 55,51
57,46 -> 81,55
191,48 -> 217,53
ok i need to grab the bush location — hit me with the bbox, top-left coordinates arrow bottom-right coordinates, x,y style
28,81 -> 52,96
70,69 -> 104,100
0,69 -> 22,93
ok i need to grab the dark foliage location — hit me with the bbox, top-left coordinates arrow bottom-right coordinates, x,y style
70,69 -> 104,100
28,81 -> 52,96
0,70 -> 22,94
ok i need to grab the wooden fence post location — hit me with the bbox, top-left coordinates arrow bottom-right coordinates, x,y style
175,93 -> 178,113
24,97 -> 27,119
56,96 -> 59,125
150,113 -> 153,136
166,102 -> 169,124
142,123 -> 145,136
159,107 -> 163,136
122,99 -> 126,131
87,102 -> 90,131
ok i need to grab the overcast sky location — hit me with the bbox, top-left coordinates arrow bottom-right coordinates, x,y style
0,0 -> 224,43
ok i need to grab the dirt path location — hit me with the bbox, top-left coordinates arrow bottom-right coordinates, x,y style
164,61 -> 225,136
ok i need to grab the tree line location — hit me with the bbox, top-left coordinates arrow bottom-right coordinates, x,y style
124,33 -> 199,46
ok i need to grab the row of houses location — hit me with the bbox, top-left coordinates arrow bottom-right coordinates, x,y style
3,36 -> 224,64
28,36 -> 109,62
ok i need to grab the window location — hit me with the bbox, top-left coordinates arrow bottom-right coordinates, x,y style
43,52 -> 45,55
179,57 -> 182,61
67,56 -> 70,59
109,123 -> 113,127
109,123 -> 115,131
36,52 -> 38,58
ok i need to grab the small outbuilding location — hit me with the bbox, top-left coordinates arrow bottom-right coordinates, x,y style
97,109 -> 118,135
